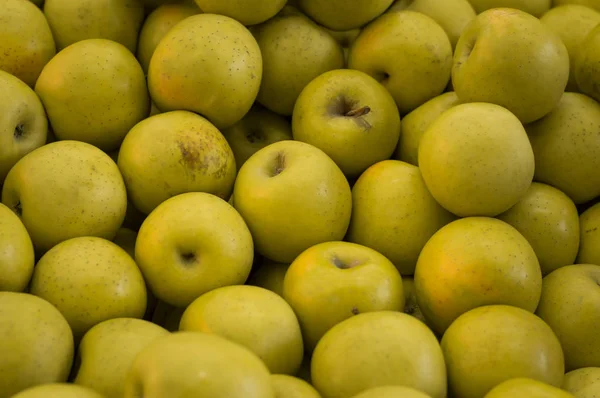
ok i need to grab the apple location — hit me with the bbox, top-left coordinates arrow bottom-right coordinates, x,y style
73,318 -> 168,397
42,0 -> 145,53
194,0 -> 286,25
574,24 -> 600,102
577,203 -> 600,264
270,374 -> 321,398
483,378 -> 575,398
402,277 -> 426,323
151,300 -> 186,332
452,8 -> 569,124
418,102 -> 534,217
563,367 -> 600,397
246,259 -> 290,297
0,0 -> 55,87
535,264 -> 600,371
311,311 -> 447,398
117,111 -> 236,215
351,386 -> 433,398
222,105 -> 293,171
554,0 -> 600,11
0,202 -> 34,292
251,10 -> 345,116
296,0 -> 394,31
1,141 -> 127,253
292,69 -> 401,178
348,10 -> 452,115
0,70 -> 47,182
0,292 -> 73,398
497,182 -> 580,275
11,384 -> 104,398
148,13 -> 262,130
467,0 -> 551,16
526,93 -> 600,204
232,140 -> 352,263
135,192 -> 254,307
346,160 -> 454,275
442,305 -> 565,398
124,332 -> 275,398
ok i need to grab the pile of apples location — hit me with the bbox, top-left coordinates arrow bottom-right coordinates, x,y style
2,0 -> 600,397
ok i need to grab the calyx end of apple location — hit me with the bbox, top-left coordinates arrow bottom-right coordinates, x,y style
331,254 -> 364,269
179,251 -> 199,266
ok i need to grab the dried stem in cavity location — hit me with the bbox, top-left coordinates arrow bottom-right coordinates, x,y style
271,152 -> 286,177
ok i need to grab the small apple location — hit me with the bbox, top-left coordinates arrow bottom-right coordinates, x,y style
577,203 -> 600,265
246,259 -> 290,297
563,367 -> 600,397
0,202 -> 34,292
296,0 -> 394,31
351,386 -> 433,398
467,0 -> 551,17
194,0 -> 286,25
270,374 -> 321,398
11,384 -> 104,398
483,378 -> 575,398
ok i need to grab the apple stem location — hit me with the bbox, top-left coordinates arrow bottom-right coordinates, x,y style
345,106 -> 371,117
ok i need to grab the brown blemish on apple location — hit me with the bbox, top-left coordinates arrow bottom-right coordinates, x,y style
13,200 -> 22,217
328,95 -> 372,130
14,123 -> 24,139
177,137 -> 230,179
270,151 -> 286,177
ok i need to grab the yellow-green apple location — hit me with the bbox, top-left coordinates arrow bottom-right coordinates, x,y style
0,202 -> 34,292
415,217 -> 542,335
527,93 -> 600,204
452,8 -> 569,124
388,0 -> 476,49
442,305 -> 565,398
0,0 -> 55,87
348,10 -> 452,115
135,192 -> 254,307
578,203 -> 600,264
484,378 -> 575,398
194,0 -> 286,25
283,241 -> 404,351
1,141 -> 127,253
419,102 -> 534,217
0,292 -> 73,398
554,0 -> 600,12
575,24 -> 600,102
352,386 -> 432,398
394,92 -> 460,166
73,318 -> 168,398
151,300 -> 185,332
346,160 -> 454,275
43,0 -> 145,53
402,277 -> 426,323
232,140 -> 352,263
180,285 -> 303,375
540,5 -> 600,92
497,182 -> 580,275
11,384 -> 104,398
271,375 -> 321,398
535,264 -> 600,370
148,14 -> 262,129
246,260 -> 290,297
136,2 -> 200,73
117,111 -> 236,214
0,70 -> 47,182
311,311 -> 446,398
124,332 -> 275,398
251,10 -> 345,116
296,0 -> 394,30
563,367 -> 600,397
467,0 -> 551,16
35,39 -> 149,152
292,70 -> 400,178
222,105 -> 293,171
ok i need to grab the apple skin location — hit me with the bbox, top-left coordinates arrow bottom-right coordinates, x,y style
452,8 -> 569,124
297,0 -> 394,31
0,70 -> 47,182
563,367 -> 600,397
270,374 -> 321,398
348,10 -> 453,115
311,311 -> 447,398
11,384 -> 104,398
577,203 -> 600,265
0,203 -> 34,292
442,305 -> 565,398
467,0 -> 551,16
194,0 -> 286,26
292,69 -> 401,178
574,24 -> 600,103
351,386 -> 433,398
554,0 -> 600,12
483,378 -> 575,398
535,264 -> 600,371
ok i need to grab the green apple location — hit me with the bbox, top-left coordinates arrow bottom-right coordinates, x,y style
135,192 -> 254,307
536,264 -> 600,371
0,292 -> 73,398
136,3 -> 200,74
35,39 -> 149,152
151,300 -> 186,332
467,0 -> 551,16
575,24 -> 600,102
194,0 -> 285,25
388,0 -> 476,49
283,241 -> 404,351
246,260 -> 290,297
73,318 -> 168,398
43,0 -> 145,53
0,202 -> 34,292
540,5 -> 600,92
292,69 -> 401,178
113,227 -> 137,259
0,70 -> 47,182
271,374 -> 321,398
563,367 -> 600,397
442,305 -> 565,398
251,10 -> 345,116
296,0 -> 394,30
222,105 -> 293,171
419,102 -> 534,217
233,140 -> 352,263
351,386 -> 432,398
180,285 -> 303,375
311,311 -> 447,398
1,141 -> 127,253
402,277 -> 426,323
394,92 -> 460,166
11,384 -> 103,398
348,10 -> 452,115
0,0 -> 55,87
415,217 -> 541,335
148,14 -> 262,129
117,111 -> 236,215
578,203 -> 600,264
497,182 -> 580,275
484,378 -> 575,398
346,160 -> 454,275
124,332 -> 275,398
554,0 -> 600,11
527,93 -> 600,204
453,8 -> 569,124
